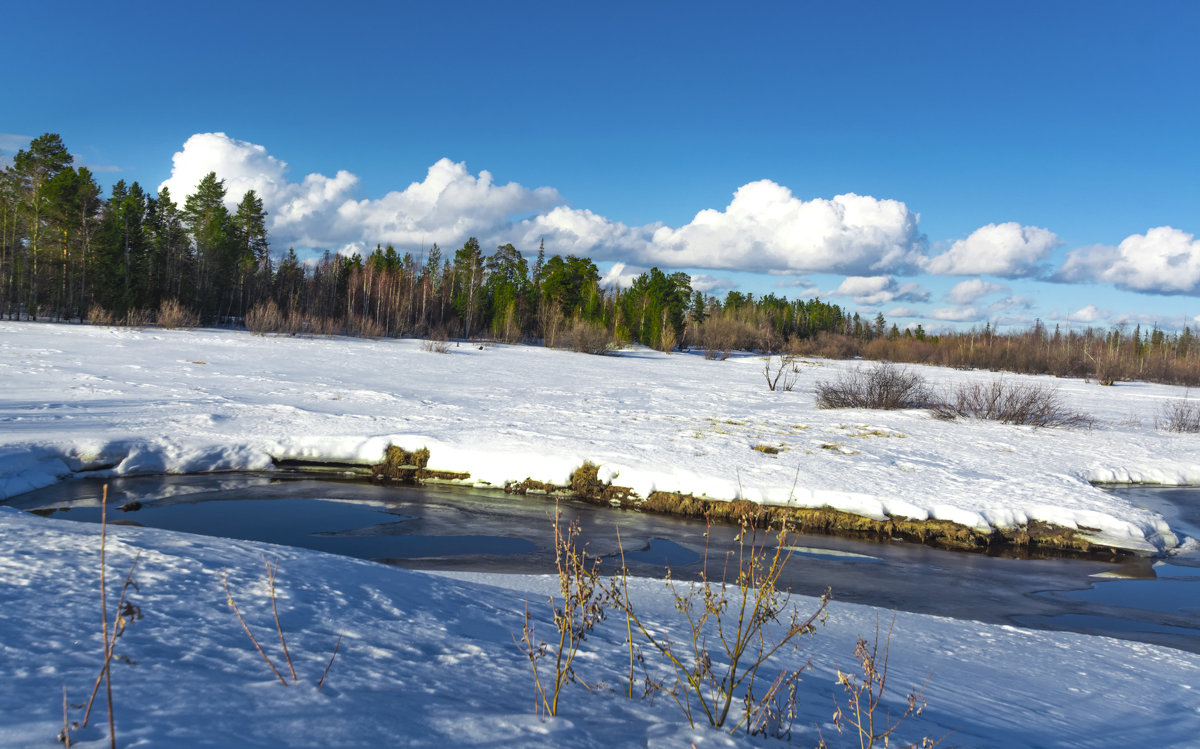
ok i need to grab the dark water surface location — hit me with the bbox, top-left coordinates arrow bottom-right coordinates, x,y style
8,474 -> 1200,653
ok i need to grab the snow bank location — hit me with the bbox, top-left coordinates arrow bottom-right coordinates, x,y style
2,506 -> 1198,747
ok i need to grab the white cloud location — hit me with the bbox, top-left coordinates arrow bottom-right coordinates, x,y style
832,275 -> 928,305
887,307 -> 921,318
946,279 -> 1009,305
645,182 -> 922,274
599,262 -> 642,289
0,133 -> 32,152
1052,304 -> 1108,323
928,306 -> 985,323
1054,226 -> 1200,294
159,134 -> 930,277
517,206 -> 658,260
923,222 -> 1060,277
159,132 -> 560,252
689,274 -> 736,293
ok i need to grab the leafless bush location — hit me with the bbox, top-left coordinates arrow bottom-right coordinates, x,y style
1157,398 -> 1200,433
559,318 -> 617,355
764,354 -> 801,392
156,298 -> 198,329
606,520 -> 830,736
816,363 -> 931,410
421,331 -> 450,354
788,332 -> 861,360
87,304 -> 116,326
245,300 -> 285,334
699,316 -> 759,359
931,379 -> 1093,428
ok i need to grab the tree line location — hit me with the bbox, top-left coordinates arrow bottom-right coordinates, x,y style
6,132 -> 1199,385
0,132 -> 863,352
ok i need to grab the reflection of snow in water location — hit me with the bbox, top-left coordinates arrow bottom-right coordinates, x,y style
784,545 -> 882,562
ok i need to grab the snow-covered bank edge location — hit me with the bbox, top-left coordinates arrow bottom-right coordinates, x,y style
1,434 -> 1181,558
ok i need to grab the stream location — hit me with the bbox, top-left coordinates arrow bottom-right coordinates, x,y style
7,473 -> 1200,653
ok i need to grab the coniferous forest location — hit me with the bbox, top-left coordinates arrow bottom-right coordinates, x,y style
5,132 -> 1200,385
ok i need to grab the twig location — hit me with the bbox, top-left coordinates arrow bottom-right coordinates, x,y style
263,555 -> 298,681
221,570 -> 289,686
317,635 -> 343,692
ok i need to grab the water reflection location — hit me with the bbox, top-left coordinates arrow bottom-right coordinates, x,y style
7,473 -> 1200,653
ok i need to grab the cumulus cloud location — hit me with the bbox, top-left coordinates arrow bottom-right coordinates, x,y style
928,306 -> 984,323
832,275 -> 929,305
599,262 -> 642,289
689,274 -> 736,293
1051,304 -> 1108,323
158,134 -> 932,278
645,182 -> 923,274
1054,226 -> 1200,294
159,132 -> 560,251
516,206 -> 658,260
946,279 -> 1009,305
922,222 -> 1060,277
887,307 -> 921,318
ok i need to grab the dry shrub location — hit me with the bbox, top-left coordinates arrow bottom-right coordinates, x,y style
559,318 -> 617,355
789,332 -> 860,360
1157,398 -> 1200,433
245,300 -> 285,334
346,312 -> 385,339
699,316 -> 759,359
421,332 -> 450,354
816,362 -> 932,410
606,520 -> 830,736
156,298 -> 198,329
932,379 -> 1094,428
87,304 -> 116,326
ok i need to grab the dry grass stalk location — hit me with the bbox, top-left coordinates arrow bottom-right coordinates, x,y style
515,504 -> 609,718
823,615 -> 944,749
65,485 -> 142,749
220,556 -> 342,690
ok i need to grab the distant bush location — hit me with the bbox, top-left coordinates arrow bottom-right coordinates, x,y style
698,316 -> 760,360
1156,398 -> 1200,433
156,299 -> 199,329
816,362 -> 931,410
87,304 -> 115,326
932,379 -> 1094,428
559,318 -> 617,355
245,300 -> 284,334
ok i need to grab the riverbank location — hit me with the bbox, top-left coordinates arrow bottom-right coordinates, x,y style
2,320 -> 1197,555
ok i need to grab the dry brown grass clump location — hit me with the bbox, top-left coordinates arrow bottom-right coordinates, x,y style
372,444 -> 431,482
156,299 -> 199,329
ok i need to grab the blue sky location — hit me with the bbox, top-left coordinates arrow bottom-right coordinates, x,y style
4,1 -> 1198,331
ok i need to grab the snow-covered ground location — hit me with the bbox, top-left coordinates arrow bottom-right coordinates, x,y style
3,321 -> 1200,747
1,321 -> 1196,552
2,506 -> 1199,748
